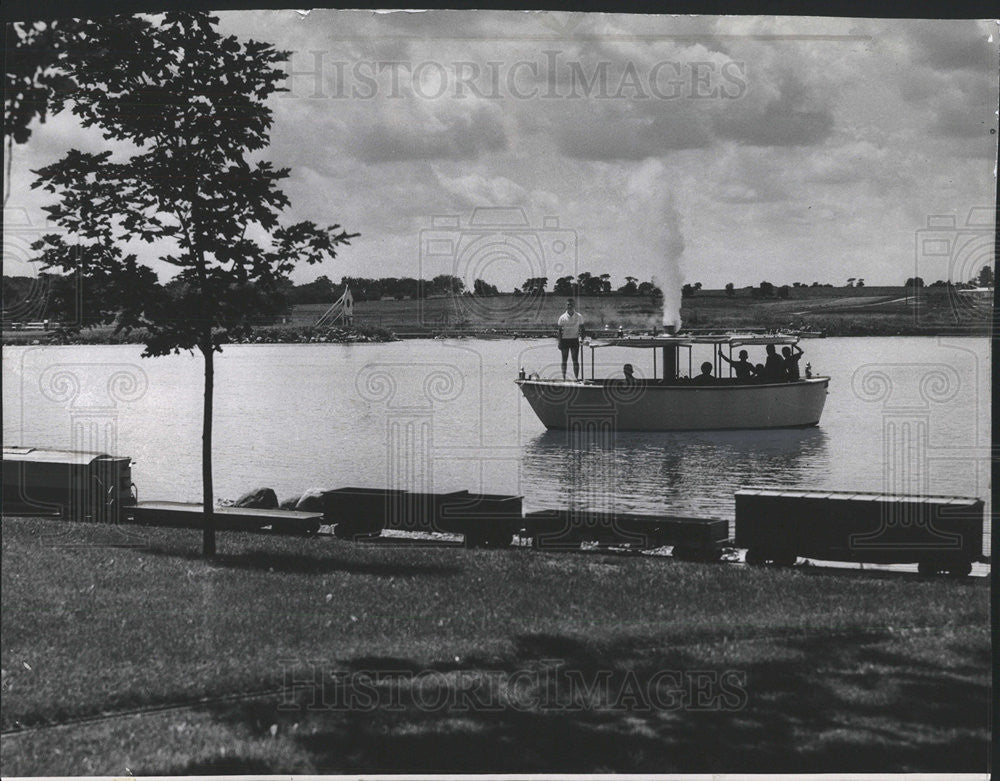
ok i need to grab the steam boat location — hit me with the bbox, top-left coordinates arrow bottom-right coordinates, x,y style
516,332 -> 829,431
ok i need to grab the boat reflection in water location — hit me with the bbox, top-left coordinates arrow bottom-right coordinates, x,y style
519,427 -> 831,525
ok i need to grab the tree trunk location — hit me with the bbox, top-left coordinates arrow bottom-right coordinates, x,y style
201,339 -> 216,557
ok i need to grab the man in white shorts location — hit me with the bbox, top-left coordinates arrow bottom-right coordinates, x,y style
557,298 -> 585,380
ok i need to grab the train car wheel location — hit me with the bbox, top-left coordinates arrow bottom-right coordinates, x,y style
677,546 -> 724,563
745,548 -> 794,567
744,548 -> 766,566
486,529 -> 514,549
773,550 -> 797,567
333,522 -> 355,539
334,521 -> 382,540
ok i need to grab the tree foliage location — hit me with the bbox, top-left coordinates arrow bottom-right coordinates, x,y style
27,12 -> 357,556
29,12 -> 357,355
520,276 -> 548,295
5,19 -> 85,146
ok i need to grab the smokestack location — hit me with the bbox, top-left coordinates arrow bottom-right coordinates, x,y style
662,342 -> 678,380
664,324 -> 677,335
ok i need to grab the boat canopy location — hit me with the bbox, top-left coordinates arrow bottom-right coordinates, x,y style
588,332 -> 807,349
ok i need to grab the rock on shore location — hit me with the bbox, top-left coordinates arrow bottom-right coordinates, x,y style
235,487 -> 278,509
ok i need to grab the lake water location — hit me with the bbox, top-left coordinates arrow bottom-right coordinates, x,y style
3,337 -> 991,552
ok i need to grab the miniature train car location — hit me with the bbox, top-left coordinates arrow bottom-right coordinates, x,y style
129,501 -> 322,535
2,446 -> 134,522
322,487 -> 522,547
735,487 -> 985,575
523,508 -> 729,557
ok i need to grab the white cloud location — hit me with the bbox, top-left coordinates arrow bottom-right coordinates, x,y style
5,11 -> 997,291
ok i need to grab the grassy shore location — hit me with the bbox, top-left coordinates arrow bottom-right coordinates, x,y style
4,287 -> 990,344
1,516 -> 989,775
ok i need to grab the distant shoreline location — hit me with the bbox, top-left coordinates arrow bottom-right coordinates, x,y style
2,287 -> 992,345
1,322 -> 990,346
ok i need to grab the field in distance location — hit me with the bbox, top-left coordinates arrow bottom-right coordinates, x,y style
290,286 -> 991,336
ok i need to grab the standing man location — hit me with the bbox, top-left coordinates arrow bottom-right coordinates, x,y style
557,298 -> 585,381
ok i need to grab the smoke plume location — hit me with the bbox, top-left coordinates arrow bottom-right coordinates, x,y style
623,160 -> 685,330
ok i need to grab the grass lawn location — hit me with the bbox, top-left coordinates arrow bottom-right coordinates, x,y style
1,516 -> 990,775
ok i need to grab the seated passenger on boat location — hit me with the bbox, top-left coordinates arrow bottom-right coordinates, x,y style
719,348 -> 756,381
692,361 -> 715,384
622,363 -> 638,385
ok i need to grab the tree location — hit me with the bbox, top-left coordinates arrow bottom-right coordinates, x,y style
904,277 -> 925,288
577,272 -> 610,296
725,282 -> 735,297
846,277 -> 855,287
618,276 -> 638,295
754,281 -> 775,298
553,275 -> 575,296
777,285 -> 790,299
977,265 -> 993,287
4,19 -> 91,203
431,274 -> 464,295
681,283 -> 696,298
637,280 -> 662,298
29,12 -> 356,557
520,276 -> 548,295
855,278 -> 864,287
473,279 -> 499,296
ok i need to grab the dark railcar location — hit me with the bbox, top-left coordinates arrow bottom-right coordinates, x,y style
130,501 -> 322,535
322,487 -> 522,547
322,487 -> 407,539
735,487 -> 984,575
2,447 -> 134,522
384,490 -> 471,535
523,508 -> 729,556
434,492 -> 523,548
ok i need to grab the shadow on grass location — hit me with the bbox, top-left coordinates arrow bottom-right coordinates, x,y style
168,628 -> 989,775
137,546 -> 463,578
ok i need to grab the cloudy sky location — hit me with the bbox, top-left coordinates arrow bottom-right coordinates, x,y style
6,11 -> 997,298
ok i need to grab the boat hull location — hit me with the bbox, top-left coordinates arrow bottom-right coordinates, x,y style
516,377 -> 829,431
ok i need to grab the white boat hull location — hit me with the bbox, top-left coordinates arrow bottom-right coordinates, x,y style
516,377 -> 829,431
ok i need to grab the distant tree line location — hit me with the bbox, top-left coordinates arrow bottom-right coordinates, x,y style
288,272 -> 665,303
521,274 -> 661,297
8,265 -> 991,321
279,274 -> 467,304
